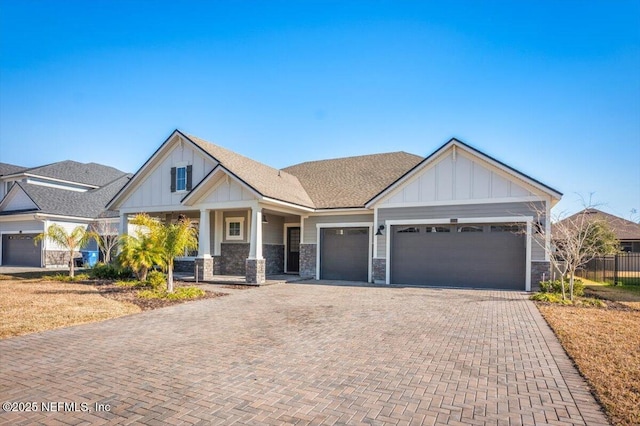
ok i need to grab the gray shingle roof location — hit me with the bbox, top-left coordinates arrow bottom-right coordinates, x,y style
11,174 -> 131,219
18,160 -> 126,187
283,152 -> 424,208
186,134 -> 316,208
0,162 -> 27,176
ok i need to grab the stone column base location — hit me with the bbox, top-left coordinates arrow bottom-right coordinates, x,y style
245,258 -> 266,284
531,261 -> 551,292
373,258 -> 386,284
195,257 -> 215,281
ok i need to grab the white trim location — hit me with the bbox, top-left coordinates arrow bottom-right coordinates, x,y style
33,213 -> 96,222
261,197 -> 315,213
375,196 -> 544,209
283,223 -> 301,273
544,198 -> 551,262
315,222 -> 374,282
117,205 -> 202,214
384,216 -> 533,289
225,216 -> 245,241
1,173 -> 98,189
526,221 -> 532,291
310,208 -> 371,215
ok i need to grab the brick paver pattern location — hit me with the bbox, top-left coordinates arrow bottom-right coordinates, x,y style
0,283 -> 608,425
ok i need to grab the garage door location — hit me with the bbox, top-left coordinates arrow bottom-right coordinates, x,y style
2,234 -> 42,267
320,227 -> 369,281
391,224 -> 525,289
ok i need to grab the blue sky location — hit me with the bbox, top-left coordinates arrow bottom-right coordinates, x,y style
1,1 -> 639,220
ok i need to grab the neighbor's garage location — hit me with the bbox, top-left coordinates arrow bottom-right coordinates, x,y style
320,227 -> 369,281
391,224 -> 525,289
1,234 -> 42,267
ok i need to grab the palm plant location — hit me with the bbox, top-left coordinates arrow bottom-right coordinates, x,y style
120,214 -> 198,291
34,224 -> 91,278
118,231 -> 163,281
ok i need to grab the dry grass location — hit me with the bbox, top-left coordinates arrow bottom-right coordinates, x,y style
0,279 -> 141,339
537,285 -> 640,426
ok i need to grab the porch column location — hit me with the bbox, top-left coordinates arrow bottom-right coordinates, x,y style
198,209 -> 211,258
213,210 -> 222,256
246,206 -> 265,284
195,209 -> 214,281
119,213 -> 128,236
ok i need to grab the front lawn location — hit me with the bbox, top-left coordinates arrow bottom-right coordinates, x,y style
0,278 -> 140,339
0,272 -> 228,339
536,280 -> 640,426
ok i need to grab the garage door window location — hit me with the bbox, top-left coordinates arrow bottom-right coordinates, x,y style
491,224 -> 524,233
428,226 -> 451,233
458,225 -> 483,232
397,226 -> 420,233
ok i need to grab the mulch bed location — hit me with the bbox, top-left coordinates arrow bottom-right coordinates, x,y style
92,280 -> 228,311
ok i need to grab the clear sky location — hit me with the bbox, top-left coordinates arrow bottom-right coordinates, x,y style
1,1 -> 639,220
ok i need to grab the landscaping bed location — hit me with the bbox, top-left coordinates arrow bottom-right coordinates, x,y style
535,281 -> 640,426
94,280 -> 227,311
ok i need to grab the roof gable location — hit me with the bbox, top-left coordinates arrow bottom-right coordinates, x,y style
367,139 -> 562,207
0,183 -> 39,213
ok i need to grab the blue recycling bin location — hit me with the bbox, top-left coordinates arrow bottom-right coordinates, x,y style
81,250 -> 99,267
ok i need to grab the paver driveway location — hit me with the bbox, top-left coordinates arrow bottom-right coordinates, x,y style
0,283 -> 608,425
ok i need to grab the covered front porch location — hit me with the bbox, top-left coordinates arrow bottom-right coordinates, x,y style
120,202 -> 304,284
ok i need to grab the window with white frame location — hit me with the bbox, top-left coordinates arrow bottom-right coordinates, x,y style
225,217 -> 245,241
176,166 -> 187,191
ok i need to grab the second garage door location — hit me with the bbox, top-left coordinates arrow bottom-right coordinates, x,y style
320,227 -> 369,281
2,234 -> 42,267
391,224 -> 525,289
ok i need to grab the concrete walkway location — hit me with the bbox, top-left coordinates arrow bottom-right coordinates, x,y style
0,283 -> 608,425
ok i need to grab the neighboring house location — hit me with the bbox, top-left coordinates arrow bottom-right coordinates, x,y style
0,161 -> 131,267
108,130 -> 562,291
556,208 -> 640,253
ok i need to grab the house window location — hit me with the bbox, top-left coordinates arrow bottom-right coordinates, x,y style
225,217 -> 245,241
176,167 -> 187,191
170,165 -> 192,192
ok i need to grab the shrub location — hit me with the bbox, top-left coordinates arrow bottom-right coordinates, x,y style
539,279 -> 584,297
146,270 -> 167,291
575,298 -> 607,308
166,286 -> 205,300
90,263 -> 133,280
52,273 -> 90,282
137,285 -> 205,300
530,292 -> 571,304
115,280 -> 145,288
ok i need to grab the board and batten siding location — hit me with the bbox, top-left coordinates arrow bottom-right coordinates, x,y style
379,149 -> 534,206
199,177 -> 255,204
375,201 -> 546,260
303,214 -> 374,244
120,142 -> 216,209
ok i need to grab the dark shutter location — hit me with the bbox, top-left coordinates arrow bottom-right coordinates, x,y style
186,165 -> 193,191
170,167 -> 176,192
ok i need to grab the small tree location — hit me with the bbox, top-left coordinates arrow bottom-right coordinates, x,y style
121,214 -> 198,292
34,224 -> 91,278
88,220 -> 119,264
532,197 -> 619,300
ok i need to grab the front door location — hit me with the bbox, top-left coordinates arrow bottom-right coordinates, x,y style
286,227 -> 300,273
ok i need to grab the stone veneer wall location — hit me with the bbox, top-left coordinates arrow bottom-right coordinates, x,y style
531,261 -> 550,292
372,258 -> 386,283
263,244 -> 284,275
245,258 -> 266,284
299,244 -> 316,278
173,260 -> 194,273
220,243 -> 250,275
44,250 -> 78,267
